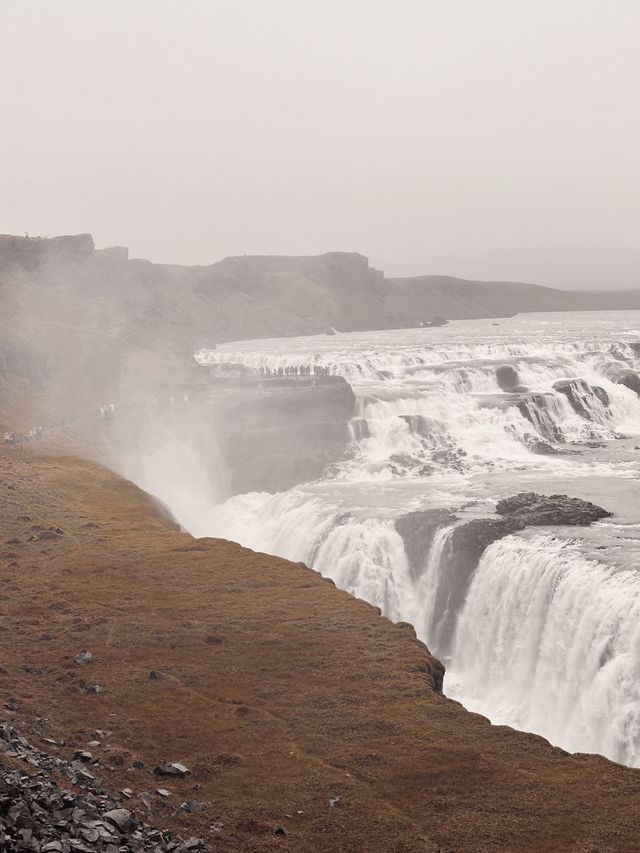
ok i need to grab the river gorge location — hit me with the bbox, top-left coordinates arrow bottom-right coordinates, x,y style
133,309 -> 640,768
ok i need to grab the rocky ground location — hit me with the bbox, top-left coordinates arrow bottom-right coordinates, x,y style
2,447 -> 640,850
0,722 -> 207,851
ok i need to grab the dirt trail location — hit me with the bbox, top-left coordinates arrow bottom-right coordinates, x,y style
2,447 -> 640,851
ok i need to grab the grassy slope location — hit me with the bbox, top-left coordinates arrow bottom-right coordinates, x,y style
2,446 -> 640,851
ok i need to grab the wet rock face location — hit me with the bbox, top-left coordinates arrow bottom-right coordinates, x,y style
553,378 -> 610,419
495,365 -> 521,392
496,492 -> 613,526
215,375 -> 357,494
395,509 -> 457,579
396,492 -> 612,660
516,393 -> 563,443
429,517 -> 525,658
618,370 -> 640,396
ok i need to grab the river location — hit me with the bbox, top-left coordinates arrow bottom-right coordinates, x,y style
195,310 -> 640,766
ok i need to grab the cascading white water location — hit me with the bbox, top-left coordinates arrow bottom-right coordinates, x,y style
172,312 -> 640,766
415,525 -> 456,644
447,533 -> 640,766
206,489 -> 417,623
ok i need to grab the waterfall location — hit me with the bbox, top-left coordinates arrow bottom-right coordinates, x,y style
447,534 -> 640,766
416,525 -> 456,648
168,314 -> 640,768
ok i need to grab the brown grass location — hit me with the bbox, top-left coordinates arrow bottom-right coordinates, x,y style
1,446 -> 640,851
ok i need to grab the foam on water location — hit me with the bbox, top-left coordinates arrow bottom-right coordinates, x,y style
191,311 -> 640,765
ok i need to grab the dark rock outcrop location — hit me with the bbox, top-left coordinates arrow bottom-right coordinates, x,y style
349,416 -> 370,442
526,438 -> 562,455
496,492 -> 613,526
214,375 -> 357,493
398,414 -> 435,436
553,378 -> 610,419
516,393 -> 563,442
0,233 -> 94,273
618,371 -> 640,396
496,364 -> 521,392
428,516 -> 525,657
395,509 -> 457,579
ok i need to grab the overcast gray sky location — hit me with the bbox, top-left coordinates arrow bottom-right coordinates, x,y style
2,1 -> 640,287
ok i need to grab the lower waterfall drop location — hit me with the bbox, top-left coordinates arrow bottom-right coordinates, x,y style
446,533 -> 640,766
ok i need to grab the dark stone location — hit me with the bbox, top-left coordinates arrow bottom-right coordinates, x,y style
527,439 -> 561,455
553,379 -> 610,420
495,492 -> 613,526
516,393 -> 563,442
181,801 -> 205,813
496,364 -> 520,391
73,750 -> 92,763
154,760 -> 190,778
102,807 -> 134,831
617,371 -> 640,396
33,529 -> 62,541
349,416 -> 370,441
428,657 -> 446,694
395,509 -> 458,579
398,414 -> 434,436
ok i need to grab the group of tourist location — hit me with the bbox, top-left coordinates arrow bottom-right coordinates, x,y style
4,425 -> 43,446
259,364 -> 332,376
99,402 -> 117,418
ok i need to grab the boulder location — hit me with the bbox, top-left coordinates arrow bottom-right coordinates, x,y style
496,365 -> 520,392
495,492 -> 612,526
617,371 -> 640,396
154,760 -> 190,778
102,808 -> 134,832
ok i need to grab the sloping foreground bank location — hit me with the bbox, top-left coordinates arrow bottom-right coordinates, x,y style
1,450 -> 640,851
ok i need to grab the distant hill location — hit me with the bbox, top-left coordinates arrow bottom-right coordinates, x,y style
387,273 -> 640,320
2,232 -> 640,423
3,233 -> 640,347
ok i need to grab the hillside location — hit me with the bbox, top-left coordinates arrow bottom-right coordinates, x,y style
3,446 -> 640,851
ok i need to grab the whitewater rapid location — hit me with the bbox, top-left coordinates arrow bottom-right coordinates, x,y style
192,311 -> 640,766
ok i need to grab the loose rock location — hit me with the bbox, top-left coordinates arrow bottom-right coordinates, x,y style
0,723 -> 208,851
154,761 -> 190,778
